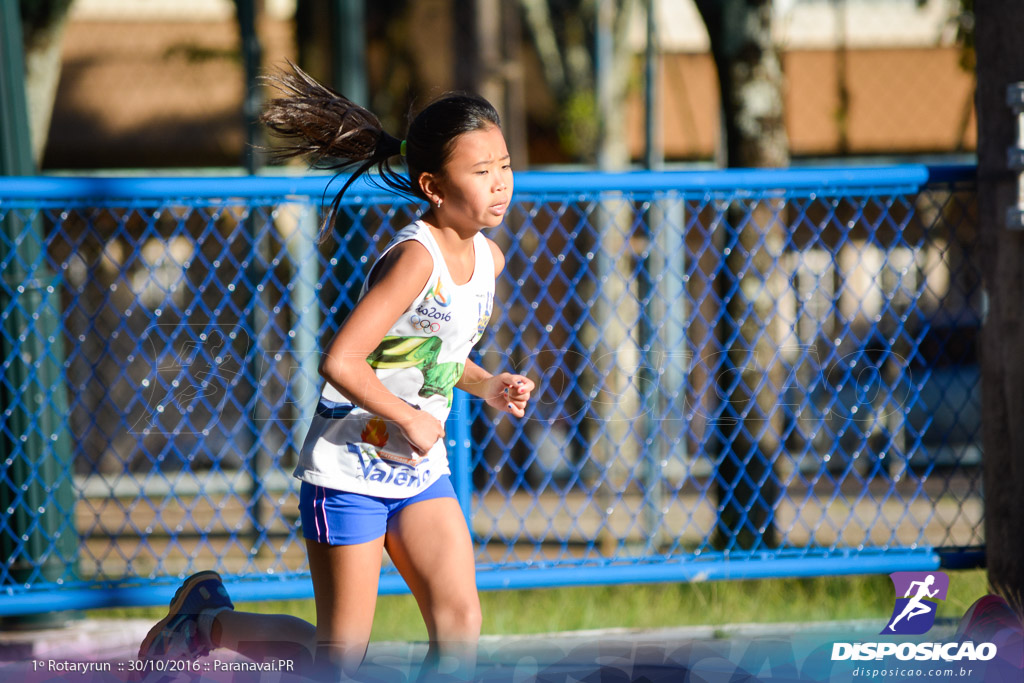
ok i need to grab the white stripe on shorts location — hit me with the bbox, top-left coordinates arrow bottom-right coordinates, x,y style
316,485 -> 328,541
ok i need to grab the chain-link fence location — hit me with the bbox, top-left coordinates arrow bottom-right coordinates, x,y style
0,166 -> 980,614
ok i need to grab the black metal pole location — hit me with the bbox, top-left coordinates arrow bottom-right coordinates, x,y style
237,0 -> 262,175
643,0 -> 662,171
333,0 -> 367,103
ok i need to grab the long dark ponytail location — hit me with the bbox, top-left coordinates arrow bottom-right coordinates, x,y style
260,61 -> 501,243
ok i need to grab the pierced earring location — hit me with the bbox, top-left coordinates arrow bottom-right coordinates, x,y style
436,199 -> 443,207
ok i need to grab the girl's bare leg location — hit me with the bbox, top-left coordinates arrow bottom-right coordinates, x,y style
211,609 -> 317,668
305,535 -> 386,680
385,497 -> 481,679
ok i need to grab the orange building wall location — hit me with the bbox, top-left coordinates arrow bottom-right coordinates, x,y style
629,47 -> 976,162
45,18 -> 976,170
44,19 -> 293,169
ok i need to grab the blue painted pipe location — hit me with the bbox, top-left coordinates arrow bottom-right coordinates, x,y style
0,165 -> 974,201
0,550 -> 944,615
467,553 -> 942,592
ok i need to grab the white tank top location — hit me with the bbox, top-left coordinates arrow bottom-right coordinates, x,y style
294,220 -> 495,497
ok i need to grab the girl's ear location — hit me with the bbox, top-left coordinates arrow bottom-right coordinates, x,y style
419,172 -> 443,205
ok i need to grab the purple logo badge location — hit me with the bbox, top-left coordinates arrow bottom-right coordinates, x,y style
882,571 -> 949,635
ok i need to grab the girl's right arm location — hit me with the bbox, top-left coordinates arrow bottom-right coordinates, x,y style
317,241 -> 444,456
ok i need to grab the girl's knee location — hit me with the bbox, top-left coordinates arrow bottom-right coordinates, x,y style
434,597 -> 482,640
461,601 -> 483,636
314,640 -> 365,681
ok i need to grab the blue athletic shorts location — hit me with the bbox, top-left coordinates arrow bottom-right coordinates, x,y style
299,475 -> 457,546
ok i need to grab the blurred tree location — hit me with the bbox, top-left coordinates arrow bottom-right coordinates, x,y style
1,1 -> 76,630
19,0 -> 73,166
695,0 -> 788,551
298,0 -> 443,140
695,0 -> 787,168
454,0 -> 528,167
292,1 -> 528,164
975,0 -> 1024,613
952,0 -> 975,151
295,0 -> 367,105
235,0 -> 263,173
520,0 -> 637,164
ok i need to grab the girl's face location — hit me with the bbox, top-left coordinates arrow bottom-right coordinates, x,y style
430,124 -> 513,232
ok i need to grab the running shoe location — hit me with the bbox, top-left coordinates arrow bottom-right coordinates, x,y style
138,570 -> 234,660
954,593 -> 1023,670
955,594 -> 1021,642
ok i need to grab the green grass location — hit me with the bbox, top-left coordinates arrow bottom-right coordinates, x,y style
91,570 -> 990,643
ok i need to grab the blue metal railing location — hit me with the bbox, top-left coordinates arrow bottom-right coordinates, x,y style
0,166 -> 981,615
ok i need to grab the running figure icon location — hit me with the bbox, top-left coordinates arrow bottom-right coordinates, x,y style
888,574 -> 940,632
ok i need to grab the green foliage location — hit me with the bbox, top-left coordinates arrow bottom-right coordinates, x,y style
557,89 -> 598,163
163,44 -> 242,65
955,0 -> 976,72
18,0 -> 74,32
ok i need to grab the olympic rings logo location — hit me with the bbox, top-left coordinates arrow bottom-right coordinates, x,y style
410,315 -> 441,333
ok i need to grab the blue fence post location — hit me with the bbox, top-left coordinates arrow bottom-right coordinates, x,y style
447,388 -> 472,525
289,203 -> 321,474
639,196 -> 689,552
245,206 -> 271,548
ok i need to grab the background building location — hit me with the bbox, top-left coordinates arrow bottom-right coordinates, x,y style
41,0 -> 974,170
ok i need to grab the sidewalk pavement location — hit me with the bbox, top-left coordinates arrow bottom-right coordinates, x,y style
0,615 -> 897,658
0,616 -> 956,681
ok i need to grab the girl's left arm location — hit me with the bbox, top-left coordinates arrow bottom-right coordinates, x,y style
457,238 -> 534,417
456,360 -> 534,418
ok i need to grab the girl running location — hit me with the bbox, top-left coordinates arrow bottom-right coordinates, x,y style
139,62 -> 534,680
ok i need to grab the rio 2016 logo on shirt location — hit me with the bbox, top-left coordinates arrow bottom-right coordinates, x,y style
424,277 -> 451,307
882,571 -> 949,635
